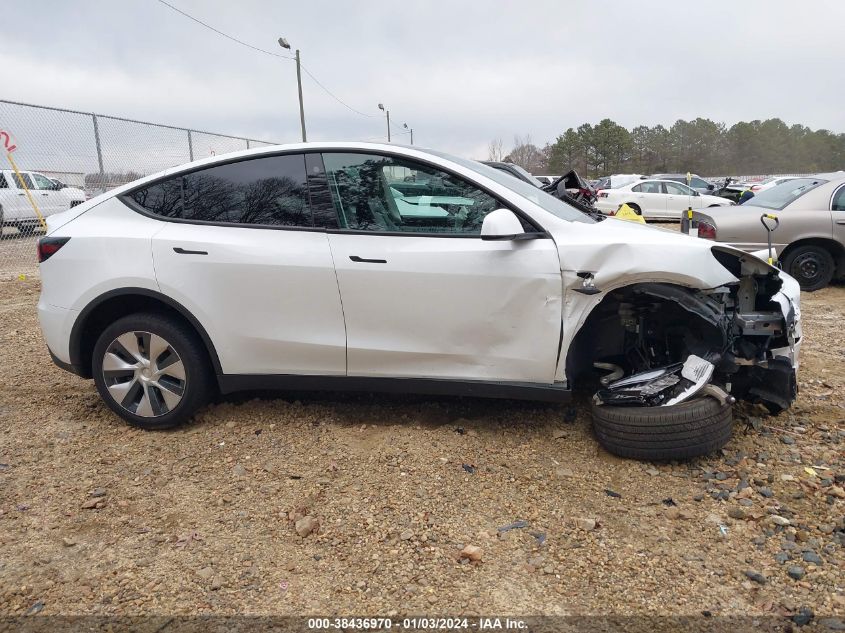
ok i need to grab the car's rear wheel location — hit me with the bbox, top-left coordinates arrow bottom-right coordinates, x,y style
92,313 -> 214,430
782,244 -> 834,291
591,396 -> 733,461
627,203 -> 642,215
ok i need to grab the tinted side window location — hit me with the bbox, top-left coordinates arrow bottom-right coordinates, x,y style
13,172 -> 33,189
305,153 -> 338,229
32,173 -> 57,190
322,152 -> 502,234
129,155 -> 311,227
832,185 -> 845,211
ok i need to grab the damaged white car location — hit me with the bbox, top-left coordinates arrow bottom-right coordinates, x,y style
36,143 -> 801,461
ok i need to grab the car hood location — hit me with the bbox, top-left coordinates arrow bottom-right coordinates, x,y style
546,216 -> 773,291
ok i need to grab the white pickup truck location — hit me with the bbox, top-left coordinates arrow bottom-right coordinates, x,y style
1,169 -> 86,235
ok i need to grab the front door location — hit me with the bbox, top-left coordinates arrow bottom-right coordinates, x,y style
321,152 -> 562,383
30,172 -> 63,216
664,181 -> 700,218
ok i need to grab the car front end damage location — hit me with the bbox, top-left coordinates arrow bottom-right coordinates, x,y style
566,245 -> 801,412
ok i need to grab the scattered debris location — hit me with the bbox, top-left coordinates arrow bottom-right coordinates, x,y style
461,464 -> 476,474
295,516 -> 319,538
604,489 -> 622,498
459,545 -> 483,562
497,520 -> 529,533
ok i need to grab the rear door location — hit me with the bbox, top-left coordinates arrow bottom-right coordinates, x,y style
132,152 -> 347,376
2,171 -> 36,222
630,181 -> 666,218
321,151 -> 562,383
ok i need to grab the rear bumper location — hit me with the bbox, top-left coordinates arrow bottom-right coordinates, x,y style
37,298 -> 82,374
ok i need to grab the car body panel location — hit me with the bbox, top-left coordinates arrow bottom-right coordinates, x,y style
151,222 -> 347,376
327,232 -> 562,382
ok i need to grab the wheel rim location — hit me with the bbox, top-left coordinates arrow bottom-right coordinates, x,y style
791,252 -> 824,282
102,331 -> 186,417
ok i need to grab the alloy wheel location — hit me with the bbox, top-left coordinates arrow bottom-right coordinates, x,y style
101,331 -> 186,417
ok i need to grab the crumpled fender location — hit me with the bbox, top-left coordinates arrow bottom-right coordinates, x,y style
549,220 -> 797,384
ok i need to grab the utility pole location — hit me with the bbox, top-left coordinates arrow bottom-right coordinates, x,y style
279,37 -> 307,142
378,103 -> 390,142
404,122 -> 413,145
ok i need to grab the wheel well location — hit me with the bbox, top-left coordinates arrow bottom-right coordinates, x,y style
564,283 -> 726,388
71,291 -> 220,379
780,238 -> 845,275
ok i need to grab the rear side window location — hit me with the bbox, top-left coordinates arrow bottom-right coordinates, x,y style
128,154 -> 311,227
632,182 -> 661,193
832,185 -> 845,211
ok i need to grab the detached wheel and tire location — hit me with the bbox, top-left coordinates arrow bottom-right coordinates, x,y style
781,245 -> 834,291
92,313 -> 214,430
591,396 -> 733,461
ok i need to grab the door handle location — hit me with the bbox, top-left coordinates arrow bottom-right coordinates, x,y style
837,219 -> 845,225
349,255 -> 387,264
41,193 -> 49,196
173,247 -> 208,255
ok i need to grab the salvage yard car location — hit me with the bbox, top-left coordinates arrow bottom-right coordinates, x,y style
0,169 -> 86,235
36,142 -> 801,461
595,178 -> 734,220
693,172 -> 845,291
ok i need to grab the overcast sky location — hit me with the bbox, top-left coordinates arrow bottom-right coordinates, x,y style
2,0 -> 844,160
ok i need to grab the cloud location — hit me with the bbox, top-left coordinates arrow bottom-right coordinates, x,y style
1,0 -> 843,163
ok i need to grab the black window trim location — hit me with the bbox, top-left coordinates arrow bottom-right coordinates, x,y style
118,148 -> 550,239
830,182 -> 845,211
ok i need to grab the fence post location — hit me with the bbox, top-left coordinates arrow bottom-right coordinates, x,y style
188,130 -> 194,161
92,114 -> 105,188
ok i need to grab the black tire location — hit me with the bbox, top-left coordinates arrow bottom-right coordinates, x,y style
781,244 -> 834,291
626,203 -> 642,215
92,312 -> 214,430
591,396 -> 733,461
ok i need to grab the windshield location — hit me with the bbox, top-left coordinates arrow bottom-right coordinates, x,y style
429,150 -> 595,223
749,177 -> 828,210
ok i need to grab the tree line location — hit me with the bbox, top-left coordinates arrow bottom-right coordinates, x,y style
491,118 -> 845,178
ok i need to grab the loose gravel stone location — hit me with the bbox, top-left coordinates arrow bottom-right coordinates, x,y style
0,275 -> 842,616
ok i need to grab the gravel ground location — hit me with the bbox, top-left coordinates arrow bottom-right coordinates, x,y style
0,263 -> 843,621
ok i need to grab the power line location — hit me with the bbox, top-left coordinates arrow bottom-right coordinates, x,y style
298,64 -> 377,118
156,0 -> 293,60
154,0 -> 379,120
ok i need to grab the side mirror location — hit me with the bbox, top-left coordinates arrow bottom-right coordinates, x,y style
707,184 -> 715,191
481,208 -> 526,241
694,190 -> 700,196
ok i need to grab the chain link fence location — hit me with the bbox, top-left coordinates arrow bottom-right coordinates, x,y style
0,99 -> 277,279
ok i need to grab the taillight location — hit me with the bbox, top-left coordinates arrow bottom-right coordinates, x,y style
750,185 -> 761,191
37,237 -> 70,263
697,221 -> 717,240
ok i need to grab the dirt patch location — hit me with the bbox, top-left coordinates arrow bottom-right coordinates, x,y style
0,274 -> 843,619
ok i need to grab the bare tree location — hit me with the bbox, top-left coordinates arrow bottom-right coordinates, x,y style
506,134 -> 546,173
487,137 -> 505,162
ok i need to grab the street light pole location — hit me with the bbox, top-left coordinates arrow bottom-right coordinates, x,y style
378,103 -> 390,142
279,37 -> 306,142
404,123 -> 413,145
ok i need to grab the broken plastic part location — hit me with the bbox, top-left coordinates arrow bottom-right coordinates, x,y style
593,355 -> 716,408
593,362 -> 624,386
662,355 -> 714,406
